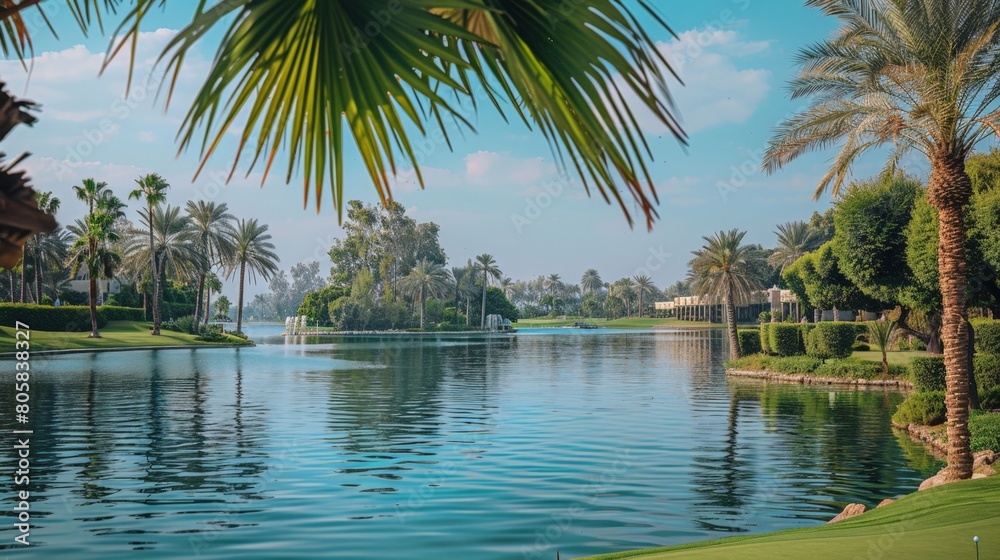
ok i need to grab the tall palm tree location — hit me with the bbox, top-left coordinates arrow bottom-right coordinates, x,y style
762,0 -> 1000,480
229,219 -> 280,334
399,259 -> 452,329
581,269 -> 603,295
545,274 -> 563,297
768,221 -> 819,270
619,278 -> 636,318
185,200 -> 236,329
20,191 -> 60,303
122,206 -> 205,324
474,253 -> 502,329
688,229 -> 763,360
633,275 -> 655,318
129,173 -> 169,335
66,195 -> 124,337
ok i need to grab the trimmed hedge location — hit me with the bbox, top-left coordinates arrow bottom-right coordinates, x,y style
768,323 -> 805,356
975,353 -> 1000,392
970,411 -> 1000,453
161,302 -> 196,320
0,304 -> 145,332
738,329 -> 762,356
910,356 -> 947,392
973,318 -> 1000,355
893,391 -> 946,426
811,322 -> 861,359
981,387 -> 1000,410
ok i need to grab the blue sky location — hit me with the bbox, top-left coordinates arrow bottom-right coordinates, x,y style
1,1 -> 905,301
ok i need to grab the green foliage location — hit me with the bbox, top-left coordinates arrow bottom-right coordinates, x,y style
0,304 -> 141,332
164,315 -> 196,334
852,342 -> 871,351
970,411 -> 1000,453
161,302 -> 195,320
814,357 -> 894,380
974,353 -> 1000,392
726,354 -> 821,374
298,285 -> 347,326
786,243 -> 881,312
910,356 -> 947,392
807,322 -> 862,360
194,324 -> 228,342
768,323 -> 805,356
833,173 -> 921,305
468,287 -> 520,325
738,329 -> 762,356
893,392 -> 947,426
58,289 -> 89,306
106,283 -> 142,308
973,319 -> 1000,356
981,387 -> 1000,410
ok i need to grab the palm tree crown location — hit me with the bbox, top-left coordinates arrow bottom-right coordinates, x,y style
399,259 -> 452,329
768,221 -> 820,270
581,269 -> 603,295
229,218 -> 281,333
474,253 -> 502,329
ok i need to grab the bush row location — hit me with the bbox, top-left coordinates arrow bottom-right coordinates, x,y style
908,354 -> 1000,393
726,354 -> 906,379
755,322 -> 864,359
973,318 -> 1000,355
0,304 -> 144,332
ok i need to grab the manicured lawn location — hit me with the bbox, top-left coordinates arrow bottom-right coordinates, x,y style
583,475 -> 1000,559
0,321 -> 250,352
853,350 -> 929,365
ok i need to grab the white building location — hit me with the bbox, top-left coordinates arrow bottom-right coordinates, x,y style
67,268 -> 121,305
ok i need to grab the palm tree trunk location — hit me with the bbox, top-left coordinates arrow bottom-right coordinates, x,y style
88,275 -> 100,338
34,260 -> 41,304
419,285 -> 425,329
149,205 -> 160,335
928,154 -> 973,480
8,270 -> 13,302
19,256 -> 26,303
193,272 -> 206,329
236,260 -> 246,334
725,285 -> 740,359
480,279 -> 487,329
465,295 -> 470,325
205,287 -> 212,323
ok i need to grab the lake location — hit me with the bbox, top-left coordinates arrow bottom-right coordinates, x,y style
0,327 -> 940,559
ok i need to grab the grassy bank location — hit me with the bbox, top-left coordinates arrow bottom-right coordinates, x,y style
583,475 -> 1000,559
0,321 -> 251,352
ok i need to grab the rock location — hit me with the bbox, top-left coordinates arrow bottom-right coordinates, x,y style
918,470 -> 954,491
828,503 -> 867,524
974,450 -> 997,470
973,473 -> 987,479
981,464 -> 997,477
876,498 -> 896,508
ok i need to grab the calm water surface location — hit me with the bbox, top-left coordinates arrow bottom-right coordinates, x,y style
0,328 -> 940,559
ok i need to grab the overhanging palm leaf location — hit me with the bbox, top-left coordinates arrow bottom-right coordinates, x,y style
102,0 -> 683,228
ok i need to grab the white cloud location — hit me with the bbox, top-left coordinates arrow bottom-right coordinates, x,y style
465,151 -> 556,186
137,130 -> 157,142
611,28 -> 771,136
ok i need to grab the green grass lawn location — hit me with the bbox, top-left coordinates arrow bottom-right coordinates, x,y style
852,349 -> 929,365
583,475 -> 1000,559
0,321 -> 250,352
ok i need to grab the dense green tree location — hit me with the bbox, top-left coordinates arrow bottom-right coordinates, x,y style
67,188 -> 124,337
298,285 -> 348,326
468,287 -> 519,326
214,295 -> 232,321
783,243 -> 882,319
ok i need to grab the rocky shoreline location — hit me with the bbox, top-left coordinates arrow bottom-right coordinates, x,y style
726,368 -> 914,389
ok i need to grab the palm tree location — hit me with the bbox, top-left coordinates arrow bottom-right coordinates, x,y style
762,0 -> 1000,480
867,320 -> 899,375
545,274 -> 563,297
229,219 -> 280,334
122,206 -> 205,325
581,269 -> 603,295
498,276 -> 514,299
633,275 -> 655,318
399,259 -> 452,329
768,221 -> 819,270
688,229 -> 763,360
619,278 -> 636,318
474,254 -> 502,329
185,200 -> 236,329
203,272 -> 223,325
66,195 -> 124,337
129,173 -> 169,334
21,191 -> 61,303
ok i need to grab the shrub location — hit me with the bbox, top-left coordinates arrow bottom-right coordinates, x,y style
981,387 -> 1000,410
230,330 -> 249,340
758,311 -> 772,323
814,357 -> 884,380
738,330 -> 762,356
811,322 -> 860,359
970,411 -> 1000,453
975,353 -> 1000,392
0,304 -> 104,332
195,324 -> 229,342
973,318 -> 1000,355
805,328 -> 830,360
892,391 -> 946,426
768,356 -> 822,374
769,324 -> 804,356
40,295 -> 53,306
759,324 -> 770,354
175,316 -> 196,334
98,306 -> 145,322
910,356 -> 947,392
